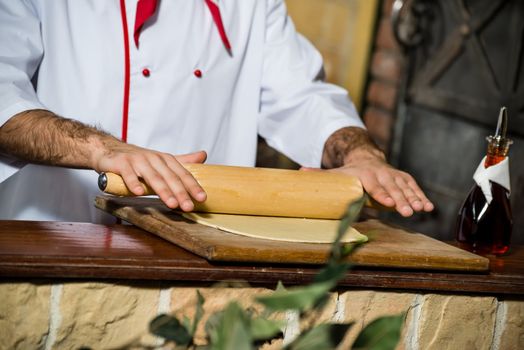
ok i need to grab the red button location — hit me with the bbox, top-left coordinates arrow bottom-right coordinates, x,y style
142,68 -> 150,77
194,69 -> 202,78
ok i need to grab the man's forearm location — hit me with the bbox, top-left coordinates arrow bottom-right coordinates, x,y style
0,109 -> 116,170
0,109 -> 207,211
322,126 -> 385,169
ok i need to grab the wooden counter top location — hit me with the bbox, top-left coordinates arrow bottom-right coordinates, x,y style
0,220 -> 523,296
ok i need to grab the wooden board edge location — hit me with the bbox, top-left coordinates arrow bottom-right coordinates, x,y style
354,220 -> 490,272
94,196 -> 217,259
94,196 -> 490,272
204,249 -> 489,271
348,255 -> 489,272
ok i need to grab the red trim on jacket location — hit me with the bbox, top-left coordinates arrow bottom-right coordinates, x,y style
119,0 -> 131,142
205,0 -> 232,51
119,0 -> 232,142
134,0 -> 158,48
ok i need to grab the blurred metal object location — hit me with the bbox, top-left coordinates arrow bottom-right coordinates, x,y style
494,107 -> 508,140
391,0 -> 425,47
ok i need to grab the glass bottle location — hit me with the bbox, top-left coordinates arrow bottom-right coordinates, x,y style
455,107 -> 513,255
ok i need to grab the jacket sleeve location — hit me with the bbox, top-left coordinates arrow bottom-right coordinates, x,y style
0,0 -> 45,182
258,0 -> 365,167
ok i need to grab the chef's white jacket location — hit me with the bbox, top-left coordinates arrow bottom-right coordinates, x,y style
0,0 -> 364,223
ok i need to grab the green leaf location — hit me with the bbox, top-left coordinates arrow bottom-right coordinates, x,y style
256,281 -> 335,312
182,315 -> 191,334
149,314 -> 192,346
275,280 -> 287,292
352,314 -> 405,350
207,302 -> 253,350
191,290 -> 205,336
250,317 -> 284,341
313,261 -> 351,285
285,323 -> 353,350
341,243 -> 357,257
205,311 -> 223,341
309,263 -> 351,313
331,196 -> 366,263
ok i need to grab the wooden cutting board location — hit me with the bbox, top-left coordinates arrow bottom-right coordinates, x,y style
95,196 -> 489,272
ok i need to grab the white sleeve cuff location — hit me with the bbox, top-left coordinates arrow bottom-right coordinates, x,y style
0,100 -> 46,127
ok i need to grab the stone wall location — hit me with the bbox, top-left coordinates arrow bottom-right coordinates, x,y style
1,281 -> 522,349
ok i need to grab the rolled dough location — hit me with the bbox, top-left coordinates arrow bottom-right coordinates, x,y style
182,212 -> 368,244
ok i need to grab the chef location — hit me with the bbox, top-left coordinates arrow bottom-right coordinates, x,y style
0,0 -> 433,223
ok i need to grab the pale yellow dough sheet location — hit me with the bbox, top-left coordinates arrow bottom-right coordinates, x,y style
182,212 -> 368,244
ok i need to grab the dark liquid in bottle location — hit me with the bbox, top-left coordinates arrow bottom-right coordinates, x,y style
455,182 -> 512,255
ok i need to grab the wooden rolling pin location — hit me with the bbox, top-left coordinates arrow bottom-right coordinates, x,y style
98,164 -> 365,219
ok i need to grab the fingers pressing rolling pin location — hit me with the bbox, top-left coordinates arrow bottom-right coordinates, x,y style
99,164 -> 367,219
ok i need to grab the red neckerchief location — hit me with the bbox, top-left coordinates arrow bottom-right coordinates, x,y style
134,0 -> 231,51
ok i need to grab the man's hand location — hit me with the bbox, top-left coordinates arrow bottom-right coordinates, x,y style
320,127 -> 434,217
0,109 -> 207,211
92,140 -> 207,211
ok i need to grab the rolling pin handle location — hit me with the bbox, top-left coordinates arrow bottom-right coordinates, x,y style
98,173 -> 108,191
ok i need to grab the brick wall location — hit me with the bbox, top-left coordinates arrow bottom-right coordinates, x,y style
362,0 -> 405,153
1,281 -> 522,349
